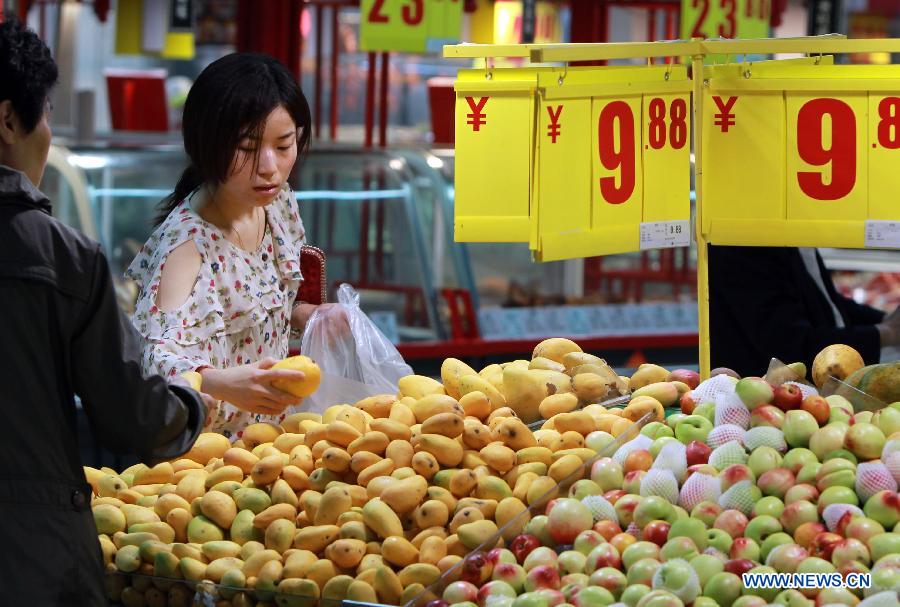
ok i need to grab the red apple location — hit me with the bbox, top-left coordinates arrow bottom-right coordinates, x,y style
593,520 -> 622,541
723,559 -> 756,577
720,464 -> 756,492
793,522 -> 826,549
669,369 -> 701,389
486,548 -> 508,565
680,392 -> 697,415
809,532 -> 844,561
460,553 -> 492,585
773,384 -> 804,412
686,440 -> 712,466
731,537 -> 760,561
801,396 -> 830,425
642,520 -> 672,546
510,535 -> 541,564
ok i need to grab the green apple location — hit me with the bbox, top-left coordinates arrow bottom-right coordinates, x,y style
620,584 -> 651,607
782,410 -> 818,448
625,558 -> 661,587
795,462 -> 821,484
669,518 -> 707,551
747,447 -> 783,478
653,559 -> 698,600
796,556 -> 835,575
845,423 -> 887,461
693,401 -> 716,423
809,423 -> 849,460
641,422 -> 674,440
660,537 -> 699,562
622,542 -> 661,570
743,566 -> 779,602
744,515 -> 782,544
636,590 -> 686,607
735,378 -> 774,410
773,589 -> 812,607
815,458 -> 856,490
558,551 -> 587,576
868,532 -> 900,561
674,415 -> 713,445
691,501 -> 723,528
573,586 -> 614,607
707,528 -> 733,554
703,572 -> 742,607
781,448 -> 818,474
864,490 -> 900,529
512,593 -> 548,607
690,554 -> 724,587
692,598 -> 719,607
752,496 -> 785,519
585,431 -> 616,455
759,533 -> 793,562
667,413 -> 687,431
634,496 -> 676,528
823,449 -> 857,464
817,486 -> 859,511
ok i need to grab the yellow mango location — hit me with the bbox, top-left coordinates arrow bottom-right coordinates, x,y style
347,431 -> 390,456
496,417 -> 537,450
416,434 -> 464,467
398,375 -> 446,400
533,338 -> 583,364
199,490 -> 237,529
441,358 -> 479,400
362,499 -> 404,539
369,418 -> 412,441
182,433 -> 231,464
380,475 -> 427,514
458,374 -> 507,411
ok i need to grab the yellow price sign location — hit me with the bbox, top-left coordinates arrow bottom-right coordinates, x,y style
361,0 -> 462,53
533,66 -> 692,261
702,60 -> 900,248
454,69 -> 544,242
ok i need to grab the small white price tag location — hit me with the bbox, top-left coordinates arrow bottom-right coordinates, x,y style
639,220 -> 691,250
865,221 -> 900,249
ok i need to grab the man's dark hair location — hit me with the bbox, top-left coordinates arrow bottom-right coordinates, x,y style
0,18 -> 58,133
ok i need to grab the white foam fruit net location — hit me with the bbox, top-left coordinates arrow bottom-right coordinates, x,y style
679,473 -> 722,511
652,558 -> 701,604
709,440 -> 748,472
640,469 -> 680,504
856,462 -> 899,502
743,427 -> 787,453
885,451 -> 900,486
884,438 -> 900,461
718,480 -> 756,515
860,590 -> 900,605
626,522 -> 641,539
581,495 -> 619,524
693,375 -> 737,404
651,441 -> 688,483
714,392 -> 751,429
785,381 -> 819,399
707,424 -> 746,449
822,503 -> 864,532
613,434 -> 654,466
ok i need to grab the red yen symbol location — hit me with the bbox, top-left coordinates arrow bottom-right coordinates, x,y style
547,105 -> 563,143
465,96 -> 489,131
713,96 -> 738,133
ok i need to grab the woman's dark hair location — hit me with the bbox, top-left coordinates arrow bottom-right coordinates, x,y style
0,18 -> 58,133
156,52 -> 311,225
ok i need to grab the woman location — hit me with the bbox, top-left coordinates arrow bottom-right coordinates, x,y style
128,53 -> 329,437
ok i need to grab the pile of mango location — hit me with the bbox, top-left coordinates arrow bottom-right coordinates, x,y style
88,339 -> 683,607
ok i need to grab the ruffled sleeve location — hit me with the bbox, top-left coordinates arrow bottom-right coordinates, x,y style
266,185 -> 306,283
125,205 -> 223,379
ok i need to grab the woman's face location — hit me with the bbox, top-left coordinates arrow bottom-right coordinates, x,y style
220,105 -> 298,207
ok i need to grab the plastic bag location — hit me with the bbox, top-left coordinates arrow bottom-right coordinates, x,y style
301,284 -> 412,413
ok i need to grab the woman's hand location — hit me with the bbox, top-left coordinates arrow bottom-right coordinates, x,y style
198,358 -> 305,416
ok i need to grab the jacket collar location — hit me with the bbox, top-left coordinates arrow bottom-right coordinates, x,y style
0,164 -> 52,214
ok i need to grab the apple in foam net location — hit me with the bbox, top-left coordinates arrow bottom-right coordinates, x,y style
750,405 -> 786,429
685,440 -> 712,466
773,383 -> 804,412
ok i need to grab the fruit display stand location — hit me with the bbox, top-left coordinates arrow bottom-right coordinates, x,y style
93,339 -> 659,607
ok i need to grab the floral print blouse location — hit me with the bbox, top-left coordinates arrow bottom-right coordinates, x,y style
126,185 -> 305,438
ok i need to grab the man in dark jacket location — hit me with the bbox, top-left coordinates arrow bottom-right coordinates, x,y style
709,244 -> 900,378
0,19 -> 207,605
